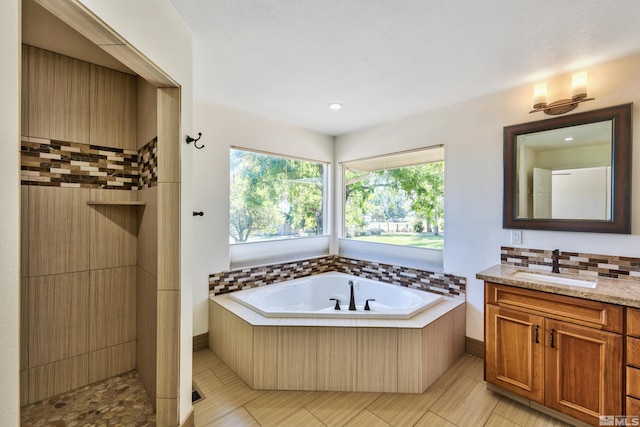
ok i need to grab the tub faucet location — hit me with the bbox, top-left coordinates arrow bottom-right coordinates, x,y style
348,280 -> 356,311
551,249 -> 560,274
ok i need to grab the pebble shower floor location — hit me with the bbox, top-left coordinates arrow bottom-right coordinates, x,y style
20,371 -> 155,427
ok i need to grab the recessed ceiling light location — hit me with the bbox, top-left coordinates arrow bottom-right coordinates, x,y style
329,103 -> 342,110
564,137 -> 574,141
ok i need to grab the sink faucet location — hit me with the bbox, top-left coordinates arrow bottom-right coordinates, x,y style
348,280 -> 356,311
551,249 -> 560,274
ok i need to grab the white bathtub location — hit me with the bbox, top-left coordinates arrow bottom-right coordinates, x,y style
229,272 -> 443,319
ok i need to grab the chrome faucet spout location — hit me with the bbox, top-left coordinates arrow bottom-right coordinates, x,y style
348,280 -> 356,311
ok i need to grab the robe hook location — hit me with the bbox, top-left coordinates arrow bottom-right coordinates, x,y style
186,132 -> 204,149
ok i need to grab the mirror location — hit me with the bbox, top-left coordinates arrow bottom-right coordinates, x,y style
503,103 -> 632,233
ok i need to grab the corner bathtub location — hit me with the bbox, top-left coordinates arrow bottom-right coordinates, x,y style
209,272 -> 466,393
229,272 -> 443,319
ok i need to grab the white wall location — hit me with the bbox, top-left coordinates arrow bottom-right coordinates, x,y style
191,102 -> 334,335
77,0 -> 194,422
336,53 -> 640,342
0,1 -> 21,425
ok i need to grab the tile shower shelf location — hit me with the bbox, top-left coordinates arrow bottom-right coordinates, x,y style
87,200 -> 146,206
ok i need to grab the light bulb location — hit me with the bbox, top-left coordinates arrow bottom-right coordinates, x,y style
533,83 -> 547,108
571,72 -> 588,100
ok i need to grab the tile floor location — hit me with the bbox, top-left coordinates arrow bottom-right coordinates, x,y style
192,349 -> 572,427
20,370 -> 155,427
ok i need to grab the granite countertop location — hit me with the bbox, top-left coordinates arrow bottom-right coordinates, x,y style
477,264 -> 640,308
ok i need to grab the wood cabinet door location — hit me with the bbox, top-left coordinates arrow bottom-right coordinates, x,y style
545,319 -> 623,425
485,304 -> 545,403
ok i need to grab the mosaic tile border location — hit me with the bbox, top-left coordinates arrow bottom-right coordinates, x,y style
138,137 -> 158,189
209,255 -> 466,300
501,246 -> 640,281
209,255 -> 335,295
20,136 -> 160,190
332,256 -> 465,298
21,136 -> 139,189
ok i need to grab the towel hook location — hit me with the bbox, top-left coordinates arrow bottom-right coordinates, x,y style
186,132 -> 204,149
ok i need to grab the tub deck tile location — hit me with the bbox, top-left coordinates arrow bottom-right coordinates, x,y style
211,294 -> 464,329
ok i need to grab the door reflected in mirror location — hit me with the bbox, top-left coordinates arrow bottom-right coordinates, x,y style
516,121 -> 612,220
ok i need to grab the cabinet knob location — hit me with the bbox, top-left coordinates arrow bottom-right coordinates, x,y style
534,324 -> 540,344
550,328 -> 555,348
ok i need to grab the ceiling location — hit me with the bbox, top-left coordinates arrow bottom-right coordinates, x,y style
168,0 -> 640,136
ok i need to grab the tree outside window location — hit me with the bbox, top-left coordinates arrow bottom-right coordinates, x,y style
230,148 -> 326,243
344,147 -> 444,250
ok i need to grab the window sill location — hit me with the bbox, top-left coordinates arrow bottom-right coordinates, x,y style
338,238 -> 443,272
230,235 -> 330,269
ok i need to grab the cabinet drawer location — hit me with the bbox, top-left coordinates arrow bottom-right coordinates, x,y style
485,283 -> 624,333
629,308 -> 640,337
629,337 -> 640,367
627,367 -> 640,399
628,396 -> 640,417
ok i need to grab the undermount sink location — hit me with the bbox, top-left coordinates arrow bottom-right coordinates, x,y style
511,271 -> 597,288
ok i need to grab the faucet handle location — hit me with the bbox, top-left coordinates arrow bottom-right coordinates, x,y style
551,249 -> 561,274
329,298 -> 341,310
364,299 -> 376,311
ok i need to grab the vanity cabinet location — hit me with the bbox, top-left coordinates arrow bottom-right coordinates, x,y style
627,308 -> 640,416
485,282 -> 624,425
485,304 -> 545,402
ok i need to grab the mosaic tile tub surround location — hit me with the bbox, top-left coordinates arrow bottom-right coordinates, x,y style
501,246 -> 640,281
20,136 -> 158,189
209,255 -> 466,300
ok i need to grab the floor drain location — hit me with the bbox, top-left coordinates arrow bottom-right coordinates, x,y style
192,385 -> 203,403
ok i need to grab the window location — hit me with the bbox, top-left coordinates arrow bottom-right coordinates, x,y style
230,148 -> 327,244
343,146 -> 444,250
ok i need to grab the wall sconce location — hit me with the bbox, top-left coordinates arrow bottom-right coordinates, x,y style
529,71 -> 595,115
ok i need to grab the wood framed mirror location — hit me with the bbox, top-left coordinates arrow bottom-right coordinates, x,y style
503,103 -> 632,233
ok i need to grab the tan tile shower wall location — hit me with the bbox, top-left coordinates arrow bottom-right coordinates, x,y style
22,28 -> 181,424
209,255 -> 466,300
20,45 -> 140,406
152,88 -> 182,424
25,45 -> 90,144
89,64 -> 137,149
27,187 -> 90,277
501,246 -> 640,280
20,46 -> 158,191
137,266 -> 158,404
21,186 -> 138,405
